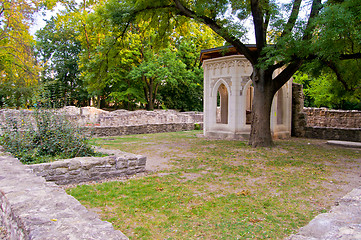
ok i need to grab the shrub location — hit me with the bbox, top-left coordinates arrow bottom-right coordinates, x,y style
0,109 -> 96,164
194,123 -> 201,130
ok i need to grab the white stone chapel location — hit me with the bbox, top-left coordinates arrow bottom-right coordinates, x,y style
201,45 -> 292,140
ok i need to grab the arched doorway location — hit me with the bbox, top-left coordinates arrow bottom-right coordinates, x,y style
246,85 -> 253,125
277,89 -> 284,125
216,83 -> 228,124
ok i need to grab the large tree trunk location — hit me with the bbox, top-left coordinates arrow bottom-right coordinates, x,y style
249,68 -> 276,147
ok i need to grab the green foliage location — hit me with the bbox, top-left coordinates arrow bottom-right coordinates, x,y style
0,110 -> 95,164
311,0 -> 361,61
0,0 -> 42,108
35,14 -> 89,108
292,0 -> 361,110
294,71 -> 361,110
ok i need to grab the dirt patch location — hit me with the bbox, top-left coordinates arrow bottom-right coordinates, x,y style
178,173 -> 203,182
99,135 -> 361,213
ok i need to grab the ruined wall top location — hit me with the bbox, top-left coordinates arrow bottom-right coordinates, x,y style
0,107 -> 203,127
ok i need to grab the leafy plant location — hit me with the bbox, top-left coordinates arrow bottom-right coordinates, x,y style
0,109 -> 96,164
194,123 -> 201,130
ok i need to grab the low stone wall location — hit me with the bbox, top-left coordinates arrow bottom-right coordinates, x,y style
0,108 -> 204,137
85,122 -> 203,137
28,147 -> 146,185
62,107 -> 203,127
305,127 -> 361,142
291,84 -> 361,142
0,151 -> 128,240
304,108 -> 361,128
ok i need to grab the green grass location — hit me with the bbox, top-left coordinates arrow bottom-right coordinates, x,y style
67,131 -> 361,239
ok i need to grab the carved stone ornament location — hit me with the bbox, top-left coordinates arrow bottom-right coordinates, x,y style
210,77 -> 232,97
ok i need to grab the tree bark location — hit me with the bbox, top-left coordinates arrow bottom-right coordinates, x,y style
249,68 -> 275,147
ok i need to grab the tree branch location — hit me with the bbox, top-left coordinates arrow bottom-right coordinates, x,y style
264,0 -> 271,41
302,0 -> 322,41
324,60 -> 350,91
172,0 -> 256,64
271,0 -> 322,93
281,0 -> 302,37
272,60 -> 303,93
251,0 -> 265,55
340,53 -> 361,60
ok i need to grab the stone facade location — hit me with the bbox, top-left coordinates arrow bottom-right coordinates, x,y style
0,150 -> 128,240
202,55 -> 292,140
28,147 -> 146,185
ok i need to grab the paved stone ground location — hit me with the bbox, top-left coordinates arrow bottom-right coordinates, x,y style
287,140 -> 361,239
327,140 -> 361,149
286,186 -> 361,240
0,152 -> 128,240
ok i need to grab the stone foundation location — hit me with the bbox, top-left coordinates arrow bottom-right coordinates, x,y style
85,123 -> 203,137
28,147 -> 146,185
305,127 -> 361,142
0,151 -> 128,240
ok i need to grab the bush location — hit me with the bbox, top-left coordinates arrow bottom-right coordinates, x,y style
0,109 -> 96,164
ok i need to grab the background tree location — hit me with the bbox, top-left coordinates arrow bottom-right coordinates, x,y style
159,21 -> 223,111
107,0 -> 361,146
0,0 -> 43,107
73,1 -> 223,110
36,15 -> 88,107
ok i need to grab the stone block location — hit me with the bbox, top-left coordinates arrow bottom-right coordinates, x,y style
45,174 -> 67,182
94,165 -> 113,171
55,167 -> 68,175
137,156 -> 146,166
128,160 -> 137,167
69,169 -> 81,175
116,161 -> 127,169
108,156 -> 116,165
49,161 -> 68,169
126,169 -> 136,175
68,160 -> 81,170
82,159 -> 104,170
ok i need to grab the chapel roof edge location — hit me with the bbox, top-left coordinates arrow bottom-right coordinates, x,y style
200,44 -> 257,62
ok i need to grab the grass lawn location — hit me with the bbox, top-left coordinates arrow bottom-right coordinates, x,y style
66,131 -> 361,239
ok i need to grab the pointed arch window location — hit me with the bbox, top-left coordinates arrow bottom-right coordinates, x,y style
277,89 -> 284,125
246,85 -> 253,125
216,83 -> 228,124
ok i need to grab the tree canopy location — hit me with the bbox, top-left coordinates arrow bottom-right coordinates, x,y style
106,0 -> 361,146
1,0 -> 360,147
32,0 -> 223,109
